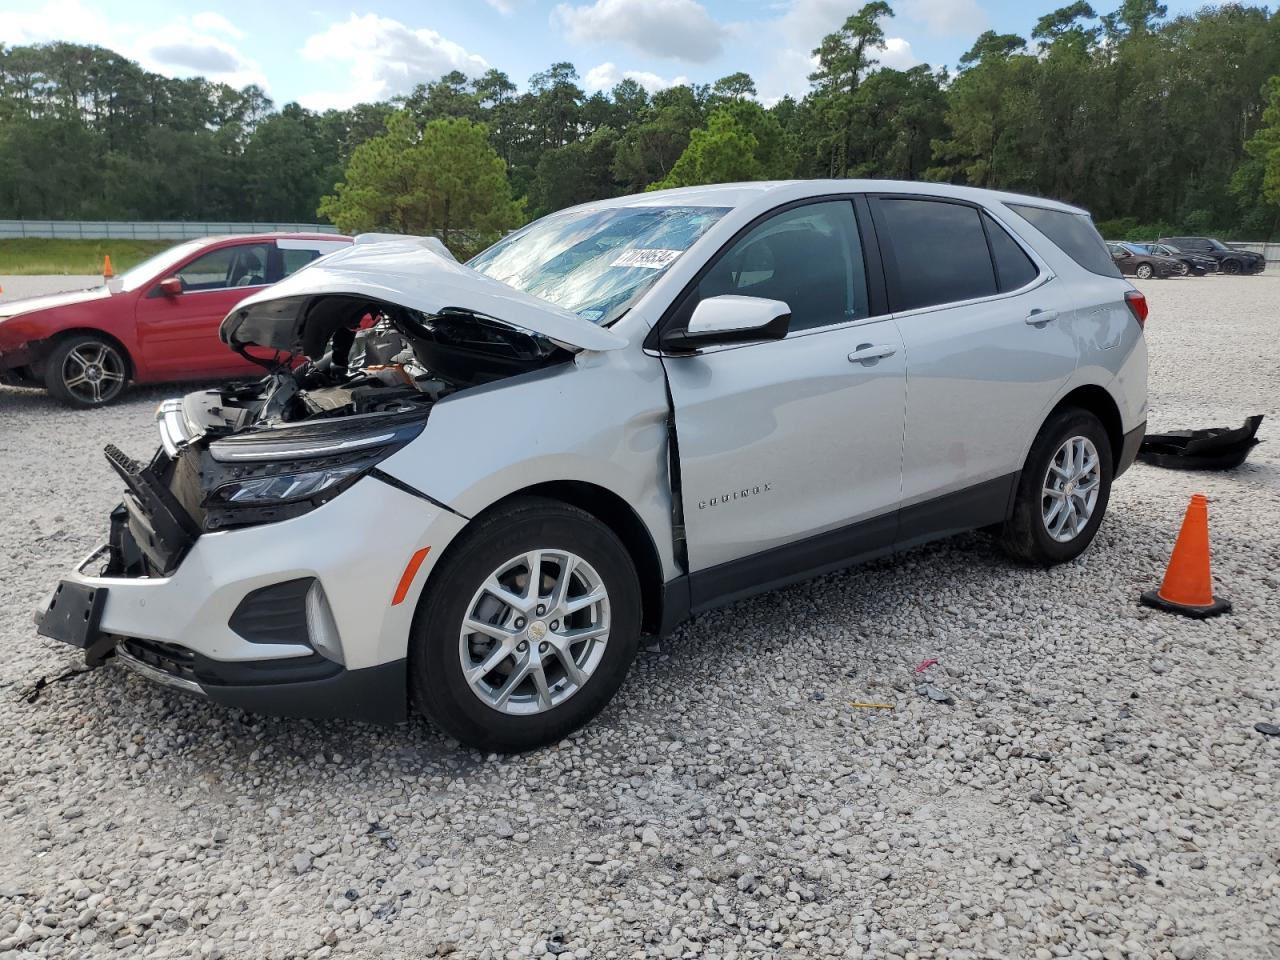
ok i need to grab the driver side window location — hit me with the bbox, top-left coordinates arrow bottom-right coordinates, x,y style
175,244 -> 270,292
694,201 -> 868,333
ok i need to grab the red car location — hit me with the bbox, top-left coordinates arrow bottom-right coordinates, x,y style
0,233 -> 351,407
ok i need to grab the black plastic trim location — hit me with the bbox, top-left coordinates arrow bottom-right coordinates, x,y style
228,578 -> 314,646
665,472 -> 1019,624
369,468 -> 468,518
200,657 -> 407,724
895,474 -> 1017,552
1116,421 -> 1146,477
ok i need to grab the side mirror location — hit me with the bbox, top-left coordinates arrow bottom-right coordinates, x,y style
158,277 -> 184,297
664,295 -> 791,351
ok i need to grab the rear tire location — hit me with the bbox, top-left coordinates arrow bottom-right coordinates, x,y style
1000,408 -> 1113,566
1135,263 -> 1154,280
409,496 -> 641,752
43,334 -> 129,408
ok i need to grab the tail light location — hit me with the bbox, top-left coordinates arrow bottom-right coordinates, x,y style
1124,289 -> 1148,329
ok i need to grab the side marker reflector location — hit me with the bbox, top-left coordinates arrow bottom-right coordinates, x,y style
392,547 -> 431,606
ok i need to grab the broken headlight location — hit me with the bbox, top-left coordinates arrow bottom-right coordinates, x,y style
198,417 -> 426,530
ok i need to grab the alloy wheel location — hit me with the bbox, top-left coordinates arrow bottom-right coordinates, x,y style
1041,436 -> 1101,543
61,341 -> 126,405
458,549 -> 610,716
1135,264 -> 1153,279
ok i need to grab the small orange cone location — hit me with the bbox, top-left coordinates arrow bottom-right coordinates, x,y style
1141,494 -> 1231,618
102,254 -> 113,278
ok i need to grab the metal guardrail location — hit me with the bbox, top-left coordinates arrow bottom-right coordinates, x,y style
0,220 -> 340,240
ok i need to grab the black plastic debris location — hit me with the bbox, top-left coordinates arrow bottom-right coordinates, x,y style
1137,415 -> 1263,470
1255,722 -> 1280,737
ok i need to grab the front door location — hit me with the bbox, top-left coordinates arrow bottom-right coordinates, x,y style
134,241 -> 273,378
660,199 -> 907,610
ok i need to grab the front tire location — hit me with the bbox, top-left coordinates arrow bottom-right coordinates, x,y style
1000,408 -> 1113,566
409,497 -> 641,752
43,334 -> 128,408
1221,258 -> 1242,275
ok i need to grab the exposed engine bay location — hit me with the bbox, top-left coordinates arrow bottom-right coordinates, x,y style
107,297 -> 573,576
212,296 -> 570,430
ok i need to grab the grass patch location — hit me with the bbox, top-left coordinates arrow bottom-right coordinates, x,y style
0,238 -> 176,276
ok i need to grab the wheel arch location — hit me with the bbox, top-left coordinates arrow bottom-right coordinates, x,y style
422,480 -> 669,639
1046,384 -> 1123,465
41,327 -> 136,379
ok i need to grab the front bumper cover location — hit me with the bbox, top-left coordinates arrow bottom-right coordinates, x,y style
35,471 -> 467,724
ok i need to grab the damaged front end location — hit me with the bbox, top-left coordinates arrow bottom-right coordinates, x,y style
36,237 -> 625,709
105,296 -> 573,577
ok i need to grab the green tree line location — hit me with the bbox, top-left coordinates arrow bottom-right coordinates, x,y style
4,0 -> 1280,248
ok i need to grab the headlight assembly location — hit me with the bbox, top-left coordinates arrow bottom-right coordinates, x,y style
196,416 -> 426,530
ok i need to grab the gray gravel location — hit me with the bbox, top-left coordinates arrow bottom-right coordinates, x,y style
1,275 -> 1278,959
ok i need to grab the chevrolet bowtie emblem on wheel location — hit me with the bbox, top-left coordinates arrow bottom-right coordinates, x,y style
698,483 -> 773,510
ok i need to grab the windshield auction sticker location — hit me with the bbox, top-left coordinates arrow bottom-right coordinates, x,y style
610,248 -> 683,269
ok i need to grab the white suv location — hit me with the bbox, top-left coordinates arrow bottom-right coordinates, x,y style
38,181 -> 1148,751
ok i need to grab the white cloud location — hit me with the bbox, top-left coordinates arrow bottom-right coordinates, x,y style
878,37 -> 921,70
0,1 -> 266,90
299,13 -> 488,110
134,21 -> 266,89
484,0 -> 517,13
899,0 -> 988,36
191,12 -> 245,40
583,61 -> 688,94
0,0 -> 115,45
553,0 -> 728,64
750,0 -> 921,102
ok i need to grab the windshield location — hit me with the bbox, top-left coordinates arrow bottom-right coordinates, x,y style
118,240 -> 207,292
1160,244 -> 1181,253
1207,238 -> 1232,252
468,205 -> 729,325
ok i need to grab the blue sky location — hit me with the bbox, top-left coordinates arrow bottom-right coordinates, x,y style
0,0 -> 1232,108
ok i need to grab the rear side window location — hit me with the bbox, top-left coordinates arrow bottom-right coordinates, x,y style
874,198 -> 997,311
1009,203 -> 1119,278
281,248 -> 322,277
983,213 -> 1039,291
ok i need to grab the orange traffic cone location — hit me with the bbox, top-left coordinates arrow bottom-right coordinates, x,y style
102,254 -> 113,278
1140,494 -> 1231,618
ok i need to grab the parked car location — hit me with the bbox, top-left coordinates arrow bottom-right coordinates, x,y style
1106,241 -> 1180,279
1156,236 -> 1265,275
1140,242 -> 1216,276
37,182 -> 1147,751
0,233 -> 351,407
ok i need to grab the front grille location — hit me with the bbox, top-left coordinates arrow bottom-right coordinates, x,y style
120,637 -> 199,684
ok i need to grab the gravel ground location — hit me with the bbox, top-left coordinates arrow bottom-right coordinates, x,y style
1,275 -> 1277,960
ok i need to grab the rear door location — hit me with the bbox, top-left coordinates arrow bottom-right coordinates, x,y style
134,240 -> 273,378
661,198 -> 907,609
868,195 -> 1077,547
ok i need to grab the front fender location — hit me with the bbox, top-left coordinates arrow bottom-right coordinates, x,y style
375,346 -> 679,582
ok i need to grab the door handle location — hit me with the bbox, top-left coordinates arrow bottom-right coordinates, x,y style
1025,308 -> 1059,326
848,343 -> 897,364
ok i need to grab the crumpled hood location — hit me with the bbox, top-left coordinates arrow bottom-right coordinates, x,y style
0,285 -> 110,321
220,235 -> 627,353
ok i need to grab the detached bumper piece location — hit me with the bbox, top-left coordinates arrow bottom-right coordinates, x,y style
103,443 -> 199,575
1137,415 -> 1263,471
